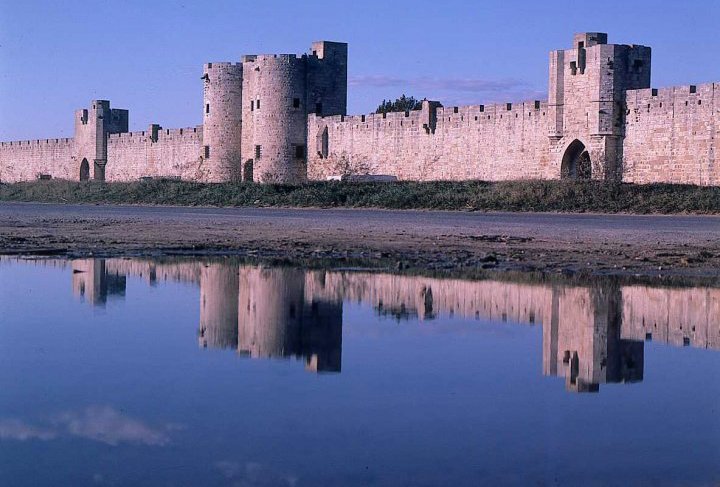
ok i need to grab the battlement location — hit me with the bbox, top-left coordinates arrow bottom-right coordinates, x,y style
573,32 -> 608,49
313,99 -> 549,129
627,82 -> 716,103
203,62 -> 243,73
310,41 -> 348,60
107,126 -> 201,143
0,138 -> 73,147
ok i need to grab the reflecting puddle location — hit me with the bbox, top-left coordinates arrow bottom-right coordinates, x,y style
1,257 -> 719,486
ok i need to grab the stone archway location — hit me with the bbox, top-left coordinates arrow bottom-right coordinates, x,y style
561,140 -> 592,179
79,158 -> 90,181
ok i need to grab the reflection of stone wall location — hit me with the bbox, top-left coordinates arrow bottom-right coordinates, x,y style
71,259 -> 126,306
305,271 -> 552,324
53,258 -> 719,385
622,286 -> 720,350
306,271 -> 645,391
104,259 -> 201,286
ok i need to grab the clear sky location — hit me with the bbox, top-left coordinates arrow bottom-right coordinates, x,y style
1,0 -> 719,141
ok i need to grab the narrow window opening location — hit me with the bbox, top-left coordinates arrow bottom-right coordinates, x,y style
479,105 -> 485,112
690,85 -> 697,94
255,145 -> 262,159
651,89 -> 658,96
205,104 -> 210,114
204,146 -> 210,158
570,61 -> 578,75
453,107 -> 459,114
251,100 -> 254,111
534,100 -> 541,109
506,103 -> 512,111
256,99 -> 260,109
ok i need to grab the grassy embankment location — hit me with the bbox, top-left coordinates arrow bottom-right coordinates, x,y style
2,179 -> 720,214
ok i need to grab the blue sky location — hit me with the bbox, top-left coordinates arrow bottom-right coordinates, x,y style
1,0 -> 719,140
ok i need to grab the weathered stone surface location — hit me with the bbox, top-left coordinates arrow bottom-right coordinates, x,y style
0,34 -> 717,185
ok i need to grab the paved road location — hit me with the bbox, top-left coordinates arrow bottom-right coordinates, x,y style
1,202 -> 719,277
2,202 -> 720,240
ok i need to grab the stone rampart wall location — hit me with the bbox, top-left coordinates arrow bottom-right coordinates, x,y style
623,82 -> 719,185
0,138 -> 75,182
105,126 -> 204,181
307,100 -> 555,181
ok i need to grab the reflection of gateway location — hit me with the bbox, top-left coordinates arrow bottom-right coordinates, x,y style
542,286 -> 643,393
62,258 -> 720,390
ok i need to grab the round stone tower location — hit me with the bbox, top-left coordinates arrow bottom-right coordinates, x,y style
241,55 -> 308,183
202,62 -> 243,182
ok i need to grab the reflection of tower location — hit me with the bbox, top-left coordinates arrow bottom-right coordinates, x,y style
198,263 -> 239,349
238,266 -> 342,373
71,259 -> 126,306
543,284 -> 643,392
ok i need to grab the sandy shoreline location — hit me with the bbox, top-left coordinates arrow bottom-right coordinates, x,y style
2,202 -> 720,280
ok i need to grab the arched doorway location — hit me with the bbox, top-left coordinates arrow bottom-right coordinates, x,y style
561,140 -> 592,179
79,158 -> 90,181
243,160 -> 254,182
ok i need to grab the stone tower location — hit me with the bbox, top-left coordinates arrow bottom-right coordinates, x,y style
202,63 -> 244,182
73,100 -> 128,181
548,33 -> 651,180
239,41 -> 347,183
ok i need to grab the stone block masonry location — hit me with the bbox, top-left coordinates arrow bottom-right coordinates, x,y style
0,33 -> 718,186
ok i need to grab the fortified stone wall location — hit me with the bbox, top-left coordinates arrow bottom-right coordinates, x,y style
105,126 -> 204,181
1,34 -> 719,186
0,138 -> 75,182
307,100 -> 554,181
623,83 -> 719,185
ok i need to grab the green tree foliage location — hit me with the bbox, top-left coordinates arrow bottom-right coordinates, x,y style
375,94 -> 423,114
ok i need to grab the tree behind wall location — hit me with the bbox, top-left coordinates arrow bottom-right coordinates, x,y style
375,95 -> 423,114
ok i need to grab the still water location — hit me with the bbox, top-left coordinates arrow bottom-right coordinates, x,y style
0,257 -> 718,486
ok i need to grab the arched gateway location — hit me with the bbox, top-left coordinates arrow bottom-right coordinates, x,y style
561,140 -> 592,180
79,158 -> 90,181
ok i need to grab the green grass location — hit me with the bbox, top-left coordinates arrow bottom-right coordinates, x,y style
2,178 -> 720,214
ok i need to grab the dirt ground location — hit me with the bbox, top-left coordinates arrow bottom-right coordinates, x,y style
2,202 -> 720,279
